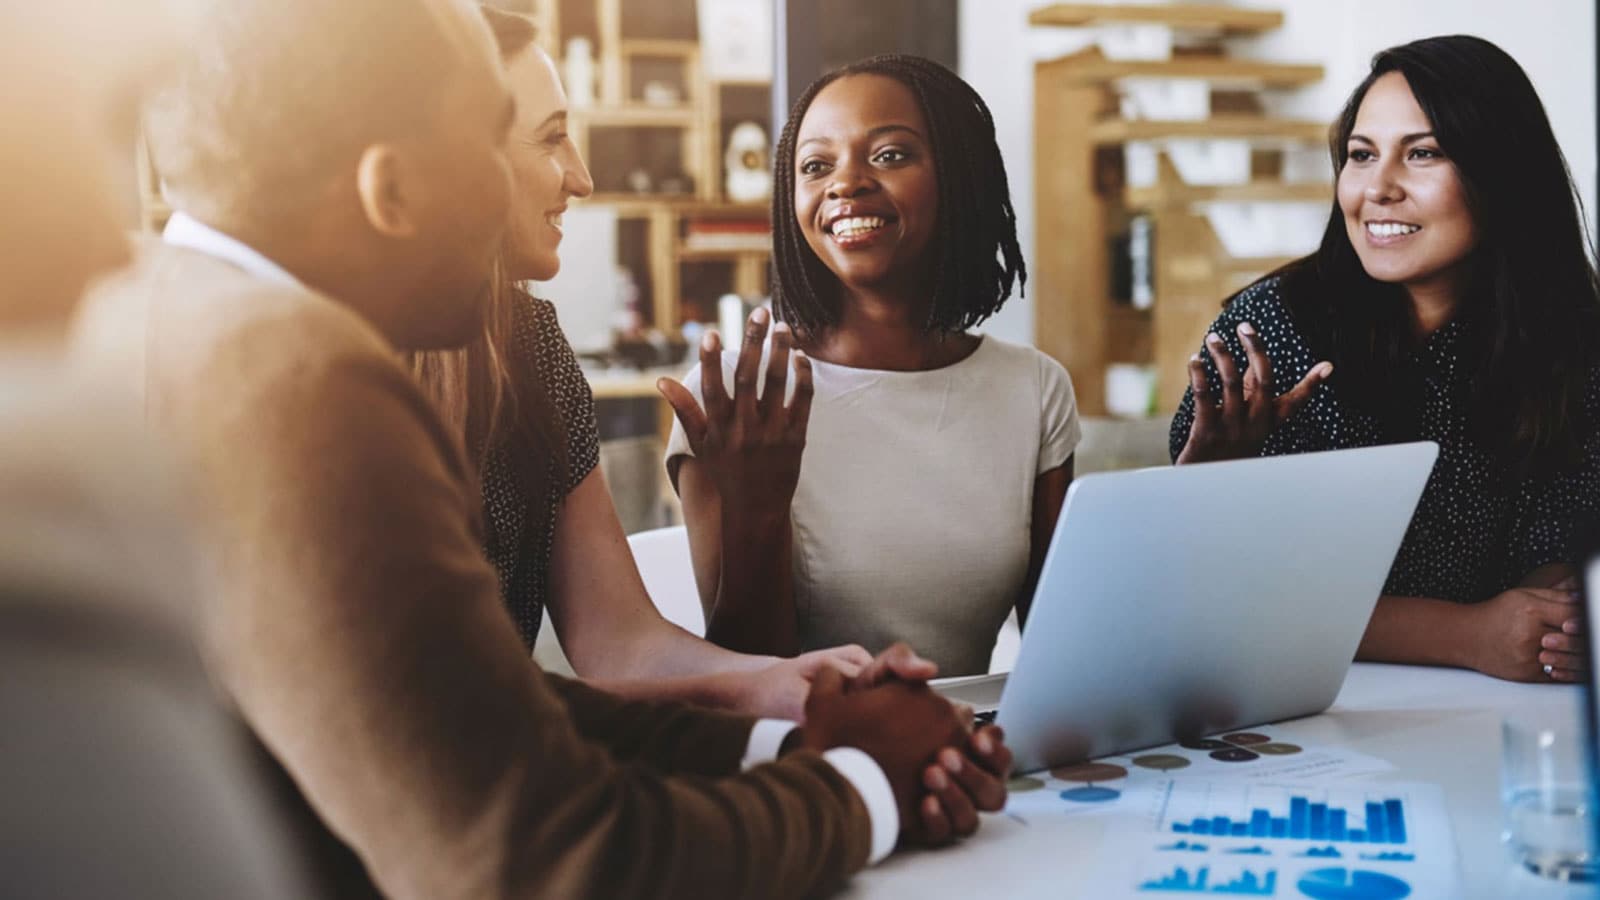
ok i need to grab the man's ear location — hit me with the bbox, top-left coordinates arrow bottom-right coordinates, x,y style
354,144 -> 420,239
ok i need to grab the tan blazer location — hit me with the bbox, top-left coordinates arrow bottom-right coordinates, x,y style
73,241 -> 873,899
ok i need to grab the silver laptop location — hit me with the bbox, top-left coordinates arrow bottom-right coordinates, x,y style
939,442 -> 1438,773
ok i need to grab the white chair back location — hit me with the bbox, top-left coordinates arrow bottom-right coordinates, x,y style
628,525 -> 705,637
990,609 -> 1022,674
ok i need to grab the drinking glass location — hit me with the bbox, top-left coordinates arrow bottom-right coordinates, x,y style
1501,715 -> 1597,881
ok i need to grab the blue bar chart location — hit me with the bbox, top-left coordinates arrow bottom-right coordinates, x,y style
1100,780 -> 1456,899
1139,865 -> 1278,895
1168,790 -> 1409,846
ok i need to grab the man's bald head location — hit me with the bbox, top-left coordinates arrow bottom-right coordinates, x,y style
143,0 -> 517,351
147,0 -> 497,229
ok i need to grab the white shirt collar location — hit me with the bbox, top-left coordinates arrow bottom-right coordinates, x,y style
162,211 -> 303,289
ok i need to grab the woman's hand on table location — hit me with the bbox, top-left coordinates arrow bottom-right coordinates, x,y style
1466,583 -> 1585,682
1175,322 -> 1332,465
658,307 -> 812,518
739,644 -> 875,720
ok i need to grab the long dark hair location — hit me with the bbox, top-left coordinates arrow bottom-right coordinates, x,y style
771,54 -> 1026,336
1271,35 -> 1600,476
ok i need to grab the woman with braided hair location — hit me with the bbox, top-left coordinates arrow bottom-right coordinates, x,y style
661,55 -> 1081,676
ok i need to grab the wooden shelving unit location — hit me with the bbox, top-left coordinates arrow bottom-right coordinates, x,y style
1032,4 -> 1328,416
1125,179 -> 1329,208
1088,115 -> 1327,143
1041,49 -> 1323,89
553,0 -> 774,396
1029,2 -> 1283,34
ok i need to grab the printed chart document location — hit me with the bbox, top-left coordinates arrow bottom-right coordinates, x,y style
1005,727 -> 1393,824
1082,780 -> 1460,898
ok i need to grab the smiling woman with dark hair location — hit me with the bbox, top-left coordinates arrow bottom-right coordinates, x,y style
660,55 -> 1080,676
1170,35 -> 1600,684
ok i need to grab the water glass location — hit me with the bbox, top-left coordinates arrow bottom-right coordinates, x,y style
1501,715 -> 1597,881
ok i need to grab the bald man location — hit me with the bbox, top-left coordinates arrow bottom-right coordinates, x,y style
73,1 -> 1003,897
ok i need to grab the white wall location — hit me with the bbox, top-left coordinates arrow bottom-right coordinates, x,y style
960,0 -> 1599,347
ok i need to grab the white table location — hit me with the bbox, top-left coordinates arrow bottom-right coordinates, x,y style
846,663 -> 1592,899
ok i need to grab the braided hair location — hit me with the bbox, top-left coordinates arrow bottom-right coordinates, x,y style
771,54 -> 1026,336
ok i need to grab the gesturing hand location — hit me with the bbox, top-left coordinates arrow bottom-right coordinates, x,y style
657,307 -> 813,514
1467,585 -> 1585,683
1175,321 -> 1333,465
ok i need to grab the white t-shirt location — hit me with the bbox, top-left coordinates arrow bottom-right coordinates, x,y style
666,335 -> 1081,676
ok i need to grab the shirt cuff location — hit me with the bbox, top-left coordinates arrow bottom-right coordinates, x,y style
821,747 -> 900,865
740,718 -> 798,770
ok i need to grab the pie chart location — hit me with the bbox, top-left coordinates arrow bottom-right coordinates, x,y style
1296,867 -> 1411,900
1059,786 -> 1121,803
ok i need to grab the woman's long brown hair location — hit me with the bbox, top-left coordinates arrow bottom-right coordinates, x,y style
411,7 -> 567,505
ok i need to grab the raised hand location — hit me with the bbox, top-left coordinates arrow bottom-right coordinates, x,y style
1466,585 -> 1585,682
657,307 -> 814,514
1176,321 -> 1333,465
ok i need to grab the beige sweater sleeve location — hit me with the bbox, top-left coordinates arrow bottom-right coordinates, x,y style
166,306 -> 871,900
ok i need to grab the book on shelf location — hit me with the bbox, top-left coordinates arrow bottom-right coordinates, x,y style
683,217 -> 772,252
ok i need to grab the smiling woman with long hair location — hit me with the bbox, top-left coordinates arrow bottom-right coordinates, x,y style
660,56 -> 1081,676
1170,35 -> 1600,684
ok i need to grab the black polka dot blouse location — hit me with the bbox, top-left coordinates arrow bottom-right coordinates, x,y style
481,293 -> 600,649
1169,277 -> 1600,603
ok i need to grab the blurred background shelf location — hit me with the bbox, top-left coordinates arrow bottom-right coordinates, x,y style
1028,3 -> 1285,35
1125,179 -> 1330,208
1033,2 -> 1329,417
1041,48 -> 1324,88
675,246 -> 771,262
574,106 -> 701,127
585,367 -> 687,399
1089,115 -> 1329,143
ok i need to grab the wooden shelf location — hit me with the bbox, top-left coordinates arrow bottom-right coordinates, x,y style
1089,115 -> 1329,144
618,38 -> 699,58
1217,254 -> 1298,276
1126,179 -> 1330,208
585,367 -> 686,400
676,245 -> 771,261
1029,3 -> 1283,34
709,77 -> 775,88
585,193 -> 701,211
675,201 -> 770,218
1042,47 -> 1323,88
572,105 -> 701,128
580,198 -> 766,217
